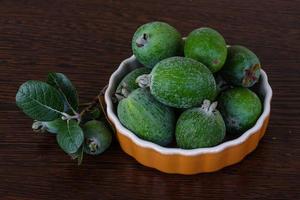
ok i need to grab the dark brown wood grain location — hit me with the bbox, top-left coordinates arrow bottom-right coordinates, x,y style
0,0 -> 299,199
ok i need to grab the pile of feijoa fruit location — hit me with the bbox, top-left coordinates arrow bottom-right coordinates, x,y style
116,21 -> 263,149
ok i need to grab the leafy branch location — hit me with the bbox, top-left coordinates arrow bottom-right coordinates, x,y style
16,72 -> 112,164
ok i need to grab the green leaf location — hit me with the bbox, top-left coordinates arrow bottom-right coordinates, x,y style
47,72 -> 79,112
16,80 -> 64,121
70,146 -> 84,165
56,120 -> 84,154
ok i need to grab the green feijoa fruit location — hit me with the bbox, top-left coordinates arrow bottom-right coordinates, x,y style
117,88 -> 175,146
82,120 -> 112,155
217,87 -> 262,135
132,21 -> 182,68
176,100 -> 226,149
115,67 -> 151,99
184,27 -> 227,73
220,45 -> 261,87
137,57 -> 217,109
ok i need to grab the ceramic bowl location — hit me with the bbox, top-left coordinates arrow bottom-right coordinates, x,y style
104,55 -> 272,175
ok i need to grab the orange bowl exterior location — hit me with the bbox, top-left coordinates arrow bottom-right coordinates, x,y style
107,113 -> 269,175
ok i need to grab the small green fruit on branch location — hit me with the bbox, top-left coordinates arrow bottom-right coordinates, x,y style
82,120 -> 112,155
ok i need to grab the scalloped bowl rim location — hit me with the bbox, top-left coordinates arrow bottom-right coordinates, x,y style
105,55 -> 272,156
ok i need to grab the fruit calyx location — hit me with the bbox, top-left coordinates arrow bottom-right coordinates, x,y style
136,74 -> 152,88
85,137 -> 100,154
200,100 -> 218,114
136,33 -> 149,48
115,83 -> 130,101
242,63 -> 260,87
32,121 -> 47,133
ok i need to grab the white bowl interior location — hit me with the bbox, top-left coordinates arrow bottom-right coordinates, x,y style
105,56 -> 273,156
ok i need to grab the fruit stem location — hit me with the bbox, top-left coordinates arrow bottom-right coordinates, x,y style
61,112 -> 81,123
136,74 -> 151,88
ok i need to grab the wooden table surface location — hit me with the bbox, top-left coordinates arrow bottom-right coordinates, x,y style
1,0 -> 299,199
